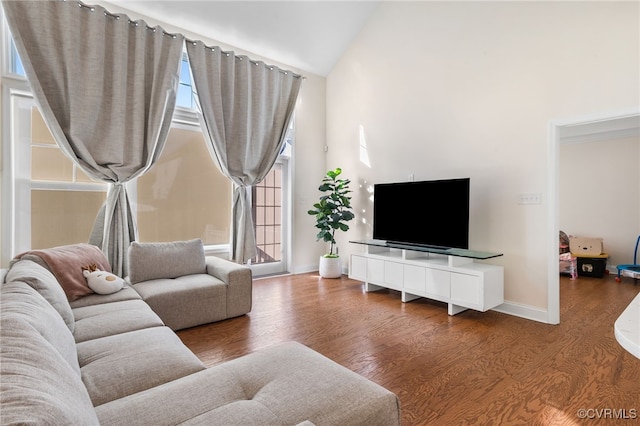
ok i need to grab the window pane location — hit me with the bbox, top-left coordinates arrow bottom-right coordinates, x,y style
176,57 -> 194,109
266,187 -> 275,205
266,205 -> 274,224
31,108 -> 55,144
256,186 -> 265,205
273,167 -> 281,187
275,187 -> 281,206
76,167 -> 98,183
10,38 -> 25,76
176,84 -> 193,109
31,190 -> 105,249
274,206 -> 281,225
31,146 -> 74,181
180,59 -> 191,85
136,127 -> 232,245
251,165 -> 283,264
31,107 -> 95,183
265,224 -> 275,244
265,170 -> 274,187
256,225 -> 265,245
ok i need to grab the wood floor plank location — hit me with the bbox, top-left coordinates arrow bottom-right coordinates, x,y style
178,273 -> 640,425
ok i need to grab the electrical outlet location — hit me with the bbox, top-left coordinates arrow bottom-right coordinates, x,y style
519,193 -> 542,205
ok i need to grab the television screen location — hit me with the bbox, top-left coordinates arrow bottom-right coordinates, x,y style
372,178 -> 470,249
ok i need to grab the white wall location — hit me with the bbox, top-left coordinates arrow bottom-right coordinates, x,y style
290,73 -> 328,273
326,1 -> 639,314
560,136 -> 640,268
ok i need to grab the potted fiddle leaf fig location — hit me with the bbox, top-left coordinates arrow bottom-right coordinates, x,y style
307,167 -> 355,278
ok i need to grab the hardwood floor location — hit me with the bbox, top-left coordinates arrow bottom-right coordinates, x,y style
178,272 -> 640,425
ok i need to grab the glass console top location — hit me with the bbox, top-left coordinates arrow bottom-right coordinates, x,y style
350,239 -> 503,260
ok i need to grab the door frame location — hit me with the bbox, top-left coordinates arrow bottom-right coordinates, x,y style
547,107 -> 640,324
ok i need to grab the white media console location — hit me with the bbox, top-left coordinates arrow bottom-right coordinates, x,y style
349,240 -> 504,315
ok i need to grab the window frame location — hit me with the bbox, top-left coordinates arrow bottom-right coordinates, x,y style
1,88 -> 110,264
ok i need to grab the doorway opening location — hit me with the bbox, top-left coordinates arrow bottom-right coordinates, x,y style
548,109 -> 640,324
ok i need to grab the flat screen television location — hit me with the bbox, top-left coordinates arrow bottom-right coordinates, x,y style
372,178 -> 470,249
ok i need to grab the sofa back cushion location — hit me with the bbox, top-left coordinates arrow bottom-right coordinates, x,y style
1,281 -> 81,375
128,239 -> 206,284
0,316 -> 98,425
5,259 -> 75,333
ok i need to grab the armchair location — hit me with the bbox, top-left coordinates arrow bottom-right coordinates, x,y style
127,239 -> 252,330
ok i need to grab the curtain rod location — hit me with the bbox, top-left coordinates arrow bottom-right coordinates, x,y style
72,0 -> 304,79
185,38 -> 304,80
75,1 -> 179,39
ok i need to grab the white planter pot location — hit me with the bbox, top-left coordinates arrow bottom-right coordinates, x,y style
319,256 -> 342,278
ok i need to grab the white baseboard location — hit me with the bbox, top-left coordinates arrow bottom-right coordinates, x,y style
492,301 -> 551,324
291,264 -> 319,275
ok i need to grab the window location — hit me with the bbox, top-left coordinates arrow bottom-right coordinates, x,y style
2,28 -> 293,275
9,37 -> 25,76
29,108 -> 107,250
134,56 -> 233,249
31,189 -> 106,249
176,55 -> 195,109
30,105 -> 108,249
250,118 -> 293,273
252,165 -> 282,264
3,94 -> 108,260
135,126 -> 232,246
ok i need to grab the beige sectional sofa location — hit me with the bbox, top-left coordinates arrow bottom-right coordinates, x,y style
0,245 -> 401,425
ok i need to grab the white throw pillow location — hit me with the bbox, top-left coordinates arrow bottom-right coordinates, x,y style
83,269 -> 124,295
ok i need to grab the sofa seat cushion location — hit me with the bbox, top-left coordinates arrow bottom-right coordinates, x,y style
95,341 -> 400,426
132,274 -> 227,331
1,281 -> 81,376
72,299 -> 165,343
0,316 -> 99,425
69,284 -> 141,309
5,259 -> 75,333
77,326 -> 206,406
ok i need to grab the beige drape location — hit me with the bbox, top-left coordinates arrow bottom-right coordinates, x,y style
3,0 -> 184,276
186,41 -> 302,263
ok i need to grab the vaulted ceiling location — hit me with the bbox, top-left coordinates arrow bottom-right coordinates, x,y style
105,1 -> 379,76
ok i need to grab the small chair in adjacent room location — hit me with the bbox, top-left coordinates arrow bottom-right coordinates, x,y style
615,235 -> 640,283
127,238 -> 252,330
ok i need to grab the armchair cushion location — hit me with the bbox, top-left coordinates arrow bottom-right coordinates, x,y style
128,239 -> 206,284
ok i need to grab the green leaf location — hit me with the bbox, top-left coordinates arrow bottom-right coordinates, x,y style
342,211 -> 355,221
326,168 -> 342,180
